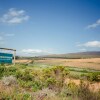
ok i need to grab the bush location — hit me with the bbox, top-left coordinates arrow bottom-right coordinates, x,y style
42,68 -> 53,78
16,71 -> 23,78
42,66 -> 69,78
0,91 -> 31,100
0,65 -> 18,77
65,82 -> 78,97
78,81 -> 100,100
0,65 -> 6,78
16,70 -> 33,81
86,72 -> 100,82
18,79 -> 42,92
3,67 -> 17,76
32,81 -> 42,92
22,70 -> 33,81
18,79 -> 33,88
7,66 -> 17,72
45,77 -> 56,87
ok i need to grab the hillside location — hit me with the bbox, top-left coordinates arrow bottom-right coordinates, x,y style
42,51 -> 100,59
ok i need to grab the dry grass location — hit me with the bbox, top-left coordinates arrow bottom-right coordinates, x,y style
65,78 -> 100,92
35,58 -> 100,70
15,59 -> 32,63
32,88 -> 61,100
0,81 -> 16,97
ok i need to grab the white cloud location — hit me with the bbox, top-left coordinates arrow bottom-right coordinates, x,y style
5,33 -> 15,37
77,41 -> 100,48
0,8 -> 29,24
87,19 -> 100,29
21,49 -> 51,56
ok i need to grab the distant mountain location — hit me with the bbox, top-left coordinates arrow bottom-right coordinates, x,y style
41,51 -> 100,59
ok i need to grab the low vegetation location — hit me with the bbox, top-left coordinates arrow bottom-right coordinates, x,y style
0,63 -> 100,100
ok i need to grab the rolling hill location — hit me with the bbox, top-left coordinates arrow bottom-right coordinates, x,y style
42,51 -> 100,59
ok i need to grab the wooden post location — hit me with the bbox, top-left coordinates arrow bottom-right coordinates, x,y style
14,50 -> 16,65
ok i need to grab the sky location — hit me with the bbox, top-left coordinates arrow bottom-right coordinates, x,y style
0,0 -> 100,56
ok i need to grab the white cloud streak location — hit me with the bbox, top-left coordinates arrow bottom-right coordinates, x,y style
87,19 -> 100,29
21,49 -> 51,56
77,41 -> 100,48
0,8 -> 29,24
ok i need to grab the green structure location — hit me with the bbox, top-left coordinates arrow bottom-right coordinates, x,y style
0,53 -> 13,64
0,48 -> 16,64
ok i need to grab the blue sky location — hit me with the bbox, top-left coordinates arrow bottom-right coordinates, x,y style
0,0 -> 100,56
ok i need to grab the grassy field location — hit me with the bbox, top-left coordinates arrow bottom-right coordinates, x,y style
34,58 -> 100,70
0,64 -> 100,100
0,58 -> 100,100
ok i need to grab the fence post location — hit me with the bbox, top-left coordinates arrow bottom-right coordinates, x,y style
14,50 -> 16,65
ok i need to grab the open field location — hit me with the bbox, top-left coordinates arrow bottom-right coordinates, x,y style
0,63 -> 100,100
34,58 -> 100,70
15,59 -> 32,63
1,58 -> 99,99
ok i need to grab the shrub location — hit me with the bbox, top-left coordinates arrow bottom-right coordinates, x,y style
0,91 -> 31,100
0,65 -> 18,77
42,66 -> 69,78
86,72 -> 100,82
69,73 -> 80,79
7,66 -> 17,72
18,79 -> 42,92
66,82 -> 78,97
22,93 -> 31,100
0,65 -> 6,78
16,71 -> 23,78
18,79 -> 33,88
16,70 -> 33,81
42,66 -> 69,89
45,77 -> 56,87
30,60 -> 34,64
32,88 -> 58,100
3,67 -> 17,76
22,70 -> 33,81
32,81 -> 42,92
42,68 -> 53,78
78,81 -> 100,100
